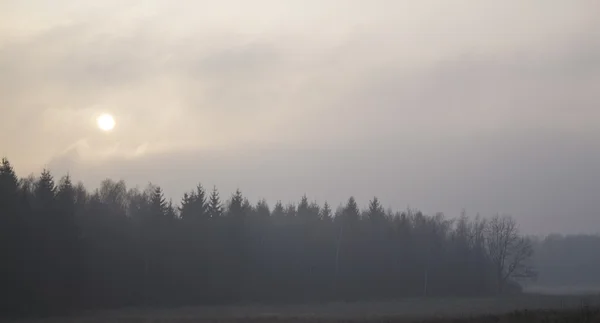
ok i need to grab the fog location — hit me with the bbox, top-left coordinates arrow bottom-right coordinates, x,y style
2,3 -> 600,320
1,1 -> 599,234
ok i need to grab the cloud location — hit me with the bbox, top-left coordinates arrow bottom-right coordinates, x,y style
45,128 -> 600,235
1,0 -> 599,233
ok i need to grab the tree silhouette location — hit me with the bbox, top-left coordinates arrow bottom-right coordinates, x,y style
180,184 -> 208,221
485,214 -> 534,293
0,158 -> 28,315
255,199 -> 271,218
320,201 -> 332,221
207,186 -> 223,218
367,196 -> 385,222
150,186 -> 167,218
339,196 -> 360,224
0,157 -> 541,318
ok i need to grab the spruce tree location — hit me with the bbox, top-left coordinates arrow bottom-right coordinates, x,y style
367,197 -> 385,222
255,199 -> 270,218
297,195 -> 310,219
165,199 -> 177,219
0,158 -> 28,315
179,192 -> 195,219
34,169 -> 56,210
207,186 -> 222,218
150,186 -> 167,218
342,196 -> 360,222
0,158 -> 19,202
320,201 -> 332,221
228,189 -> 245,218
272,201 -> 285,218
284,203 -> 296,217
193,184 -> 208,219
55,175 -> 81,310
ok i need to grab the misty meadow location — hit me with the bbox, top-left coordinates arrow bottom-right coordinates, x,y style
1,158 -> 599,321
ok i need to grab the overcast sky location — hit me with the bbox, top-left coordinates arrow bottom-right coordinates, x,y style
1,0 -> 599,235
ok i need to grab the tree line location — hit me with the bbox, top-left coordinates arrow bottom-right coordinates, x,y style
531,234 -> 600,290
0,158 -> 535,317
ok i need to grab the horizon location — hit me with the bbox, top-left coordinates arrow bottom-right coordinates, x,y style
2,0 -> 599,236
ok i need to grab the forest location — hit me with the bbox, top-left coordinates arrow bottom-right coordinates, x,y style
0,157 -> 596,318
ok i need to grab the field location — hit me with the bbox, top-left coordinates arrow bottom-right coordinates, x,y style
10,295 -> 600,323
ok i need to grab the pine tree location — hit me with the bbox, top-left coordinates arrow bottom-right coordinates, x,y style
272,201 -> 285,218
0,158 -> 20,230
193,184 -> 208,219
284,203 -> 296,217
227,189 -> 245,218
150,186 -> 167,218
207,186 -> 222,218
33,169 -> 67,313
255,199 -> 270,218
56,176 -> 78,244
308,201 -> 321,220
179,192 -> 195,219
242,197 -> 252,214
367,197 -> 385,222
0,158 -> 28,315
34,169 -> 56,210
179,184 -> 208,221
342,196 -> 360,222
73,182 -> 88,214
0,158 -> 19,202
56,175 -> 75,216
320,201 -> 332,221
297,195 -> 310,219
55,175 -> 81,310
166,199 -> 177,219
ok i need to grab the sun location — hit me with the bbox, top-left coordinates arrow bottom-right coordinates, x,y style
96,114 -> 116,132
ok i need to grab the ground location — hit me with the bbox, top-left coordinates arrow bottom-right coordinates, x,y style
10,294 -> 600,322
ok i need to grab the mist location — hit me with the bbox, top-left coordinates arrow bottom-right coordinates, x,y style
2,1 -> 600,235
1,0 -> 600,320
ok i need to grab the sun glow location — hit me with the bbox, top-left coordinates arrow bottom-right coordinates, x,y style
96,114 -> 116,132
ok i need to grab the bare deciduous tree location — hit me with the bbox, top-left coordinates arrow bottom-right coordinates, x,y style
485,214 -> 534,293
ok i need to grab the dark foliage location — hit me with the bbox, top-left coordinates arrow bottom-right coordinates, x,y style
0,159 -> 536,317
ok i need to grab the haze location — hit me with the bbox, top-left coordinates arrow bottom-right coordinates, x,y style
1,0 -> 599,235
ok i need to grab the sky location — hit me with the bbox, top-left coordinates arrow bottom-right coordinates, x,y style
1,0 -> 599,235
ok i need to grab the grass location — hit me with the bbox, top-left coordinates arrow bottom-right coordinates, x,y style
10,295 -> 600,323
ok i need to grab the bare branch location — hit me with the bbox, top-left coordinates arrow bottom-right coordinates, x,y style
484,214 -> 535,293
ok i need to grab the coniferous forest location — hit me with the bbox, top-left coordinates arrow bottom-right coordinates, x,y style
0,158 -> 539,317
